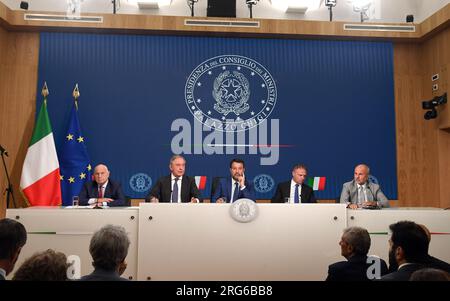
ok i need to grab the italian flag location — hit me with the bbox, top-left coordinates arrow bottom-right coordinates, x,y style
20,100 -> 62,206
307,177 -> 326,191
195,176 -> 207,190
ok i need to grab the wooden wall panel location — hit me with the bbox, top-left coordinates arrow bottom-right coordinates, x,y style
421,27 -> 450,209
394,43 -> 440,207
0,26 -> 8,218
438,128 -> 450,209
394,26 -> 450,208
0,30 -> 39,217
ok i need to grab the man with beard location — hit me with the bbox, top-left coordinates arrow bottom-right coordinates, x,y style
419,224 -> 450,273
381,221 -> 429,281
212,158 -> 255,203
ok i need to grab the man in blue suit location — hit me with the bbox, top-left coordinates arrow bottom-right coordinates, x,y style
212,158 -> 255,203
79,164 -> 126,207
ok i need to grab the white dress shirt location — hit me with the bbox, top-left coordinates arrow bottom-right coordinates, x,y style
289,180 -> 302,203
398,262 -> 414,270
88,180 -> 108,205
357,183 -> 368,205
230,178 -> 246,202
0,267 -> 6,279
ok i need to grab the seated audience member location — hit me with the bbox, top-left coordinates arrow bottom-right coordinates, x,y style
409,268 -> 449,281
271,164 -> 316,203
419,224 -> 450,273
211,158 -> 255,203
146,155 -> 201,203
13,249 -> 69,281
79,164 -> 126,207
0,218 -> 27,280
381,221 -> 429,281
326,227 -> 388,281
340,164 -> 389,209
80,225 -> 130,281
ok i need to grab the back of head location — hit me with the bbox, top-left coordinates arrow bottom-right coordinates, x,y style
389,221 -> 429,263
12,249 -> 68,281
410,268 -> 449,281
89,225 -> 130,271
0,218 -> 27,260
343,226 -> 371,256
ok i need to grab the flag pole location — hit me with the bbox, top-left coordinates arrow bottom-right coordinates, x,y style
73,84 -> 80,110
42,81 -> 49,101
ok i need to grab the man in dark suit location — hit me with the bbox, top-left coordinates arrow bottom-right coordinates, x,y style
419,224 -> 450,273
380,221 -> 429,281
211,158 -> 255,203
0,218 -> 27,280
146,155 -> 201,203
80,225 -> 129,281
271,164 -> 316,203
79,164 -> 126,207
326,226 -> 388,281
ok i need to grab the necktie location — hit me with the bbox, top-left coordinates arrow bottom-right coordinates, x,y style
294,184 -> 300,203
232,182 -> 239,202
98,186 -> 103,198
358,186 -> 365,206
172,177 -> 179,203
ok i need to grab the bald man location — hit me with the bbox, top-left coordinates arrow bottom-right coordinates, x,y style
340,164 -> 389,209
79,164 -> 126,207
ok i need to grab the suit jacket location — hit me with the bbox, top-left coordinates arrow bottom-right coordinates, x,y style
326,255 -> 388,281
271,181 -> 316,203
0,272 -> 5,281
79,268 -> 129,281
340,180 -> 389,208
146,175 -> 201,203
79,179 -> 126,207
425,255 -> 450,273
380,263 -> 425,281
211,178 -> 255,203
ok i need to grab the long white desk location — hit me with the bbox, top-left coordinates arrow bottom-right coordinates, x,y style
6,207 -> 139,280
6,204 -> 450,280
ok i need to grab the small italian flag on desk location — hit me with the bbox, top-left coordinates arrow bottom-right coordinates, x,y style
307,177 -> 326,191
195,176 -> 207,190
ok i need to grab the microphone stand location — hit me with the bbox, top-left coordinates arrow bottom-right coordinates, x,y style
1,146 -> 17,208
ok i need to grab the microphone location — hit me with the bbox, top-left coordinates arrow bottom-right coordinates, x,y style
0,144 -> 8,157
364,183 -> 380,209
366,184 -> 377,202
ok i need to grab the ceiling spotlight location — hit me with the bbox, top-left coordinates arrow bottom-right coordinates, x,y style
246,0 -> 260,19
325,0 -> 337,22
349,0 -> 372,22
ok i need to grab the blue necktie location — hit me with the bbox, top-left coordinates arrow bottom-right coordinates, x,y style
294,184 -> 300,203
232,182 -> 239,202
172,177 -> 179,203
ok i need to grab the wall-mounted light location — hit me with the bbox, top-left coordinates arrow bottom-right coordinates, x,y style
67,0 -> 82,19
325,0 -> 337,21
271,0 -> 321,14
348,0 -> 373,22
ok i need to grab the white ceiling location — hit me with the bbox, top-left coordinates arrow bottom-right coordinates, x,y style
1,0 -> 449,23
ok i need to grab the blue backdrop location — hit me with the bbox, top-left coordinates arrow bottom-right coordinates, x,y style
37,32 -> 397,200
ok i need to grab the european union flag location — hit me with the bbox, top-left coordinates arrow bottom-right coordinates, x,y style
59,100 -> 92,206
